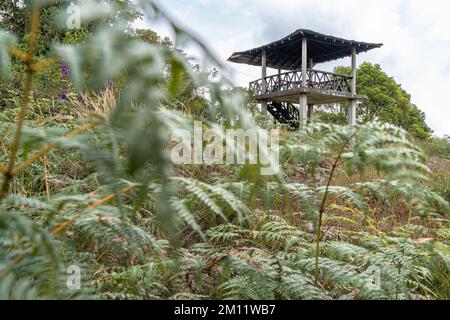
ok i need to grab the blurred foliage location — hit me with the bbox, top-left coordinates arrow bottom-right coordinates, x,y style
0,0 -> 448,300
421,136 -> 450,161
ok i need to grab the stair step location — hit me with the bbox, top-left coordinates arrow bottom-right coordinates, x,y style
267,102 -> 299,129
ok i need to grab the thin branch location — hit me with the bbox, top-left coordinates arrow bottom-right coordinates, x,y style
31,57 -> 59,73
314,130 -> 357,286
84,185 -> 135,211
11,144 -> 54,176
0,5 -> 41,201
10,123 -> 94,176
43,154 -> 50,201
51,185 -> 136,235
7,45 -> 29,63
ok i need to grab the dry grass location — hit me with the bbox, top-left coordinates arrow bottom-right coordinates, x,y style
68,85 -> 118,117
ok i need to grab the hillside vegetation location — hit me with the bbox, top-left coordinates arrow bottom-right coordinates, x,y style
0,0 -> 448,300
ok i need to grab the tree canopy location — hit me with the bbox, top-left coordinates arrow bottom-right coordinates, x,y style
314,63 -> 432,139
0,0 -> 141,53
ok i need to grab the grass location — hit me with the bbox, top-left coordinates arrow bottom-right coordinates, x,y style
0,2 -> 448,299
0,86 -> 448,299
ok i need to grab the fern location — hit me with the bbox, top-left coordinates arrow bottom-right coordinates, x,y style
0,0 -> 447,301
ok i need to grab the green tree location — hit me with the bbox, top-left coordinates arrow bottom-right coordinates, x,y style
132,28 -> 173,47
316,63 -> 432,139
0,0 -> 29,37
0,0 -> 141,54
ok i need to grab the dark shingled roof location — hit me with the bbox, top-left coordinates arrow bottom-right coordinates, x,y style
228,29 -> 382,70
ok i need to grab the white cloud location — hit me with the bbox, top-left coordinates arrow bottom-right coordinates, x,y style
149,0 -> 450,136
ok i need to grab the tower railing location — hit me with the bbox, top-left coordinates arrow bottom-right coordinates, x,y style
249,69 -> 353,96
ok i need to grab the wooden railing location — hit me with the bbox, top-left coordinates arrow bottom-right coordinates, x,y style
249,69 -> 353,96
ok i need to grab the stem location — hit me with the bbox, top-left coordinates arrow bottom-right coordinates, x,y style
11,123 -> 94,175
314,131 -> 356,286
0,5 -> 41,201
51,185 -> 137,235
43,155 -> 50,201
395,263 -> 401,300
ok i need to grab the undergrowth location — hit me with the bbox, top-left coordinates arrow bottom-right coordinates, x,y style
0,0 -> 448,300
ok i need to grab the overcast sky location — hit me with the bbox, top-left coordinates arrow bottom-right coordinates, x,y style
138,0 -> 450,136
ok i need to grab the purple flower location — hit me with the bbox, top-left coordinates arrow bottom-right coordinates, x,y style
60,92 -> 68,100
61,63 -> 69,78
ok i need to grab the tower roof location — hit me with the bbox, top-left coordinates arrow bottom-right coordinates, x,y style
228,29 -> 382,70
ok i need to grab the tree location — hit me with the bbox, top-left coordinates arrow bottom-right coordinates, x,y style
315,63 -> 432,139
132,29 -> 173,47
0,0 -> 28,37
0,0 -> 141,54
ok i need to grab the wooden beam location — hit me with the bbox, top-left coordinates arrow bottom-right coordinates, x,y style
348,47 -> 357,125
302,38 -> 307,87
261,49 -> 267,115
307,104 -> 314,123
351,47 -> 357,94
262,49 -> 267,93
299,95 -> 308,127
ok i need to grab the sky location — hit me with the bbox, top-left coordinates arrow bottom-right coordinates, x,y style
136,0 -> 450,137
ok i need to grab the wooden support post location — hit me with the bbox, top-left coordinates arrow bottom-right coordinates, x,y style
351,48 -> 357,94
298,38 -> 308,127
348,100 -> 357,126
307,104 -> 314,123
277,68 -> 281,91
302,38 -> 308,87
261,49 -> 267,115
262,49 -> 267,93
299,95 -> 308,126
348,47 -> 357,125
261,101 -> 268,115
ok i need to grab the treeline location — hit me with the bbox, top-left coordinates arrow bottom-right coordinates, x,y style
315,63 -> 432,139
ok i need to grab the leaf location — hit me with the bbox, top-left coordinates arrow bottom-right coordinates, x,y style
0,31 -> 17,80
